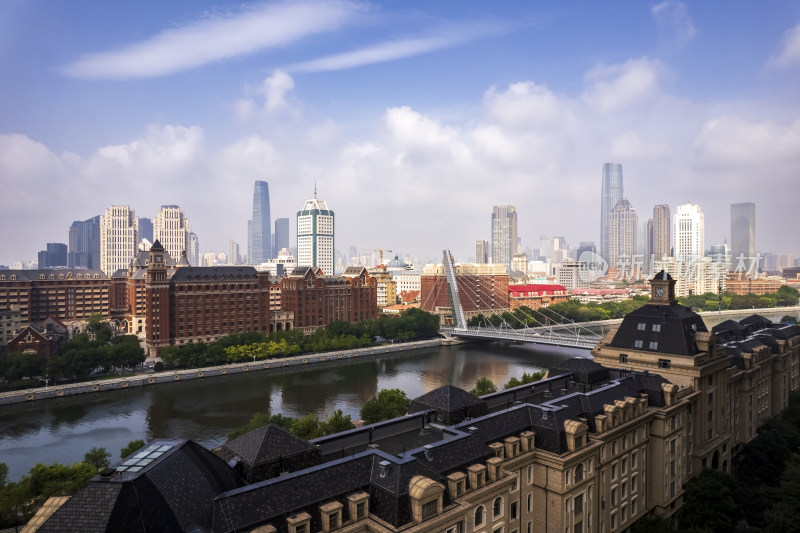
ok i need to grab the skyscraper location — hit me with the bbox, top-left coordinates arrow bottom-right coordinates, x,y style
187,232 -> 199,267
475,239 -> 489,263
297,190 -> 334,275
229,240 -> 240,265
608,198 -> 637,268
138,217 -> 153,243
600,163 -> 624,263
37,243 -> 68,269
491,205 -> 517,271
100,205 -> 139,276
153,205 -> 190,261
68,215 -> 100,269
274,217 -> 290,257
674,203 -> 704,262
652,205 -> 671,261
249,181 -> 271,264
730,202 -> 755,262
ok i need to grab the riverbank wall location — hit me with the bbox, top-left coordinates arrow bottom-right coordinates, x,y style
0,339 -> 443,406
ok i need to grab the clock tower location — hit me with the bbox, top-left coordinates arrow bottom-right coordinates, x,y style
650,270 -> 677,306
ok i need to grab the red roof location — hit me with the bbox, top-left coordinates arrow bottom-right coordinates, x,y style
509,284 -> 567,296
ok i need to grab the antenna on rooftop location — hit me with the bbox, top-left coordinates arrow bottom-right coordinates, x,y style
314,182 -> 317,199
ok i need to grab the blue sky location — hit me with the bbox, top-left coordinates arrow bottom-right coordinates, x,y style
1,0 -> 799,266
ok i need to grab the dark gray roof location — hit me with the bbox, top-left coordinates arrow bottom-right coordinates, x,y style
0,269 -> 108,281
410,385 -> 486,413
222,424 -> 317,466
740,314 -> 774,330
170,266 -> 260,282
40,440 -> 244,533
550,358 -> 610,384
609,303 -> 707,356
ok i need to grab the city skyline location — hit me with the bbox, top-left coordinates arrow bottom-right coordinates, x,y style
1,2 -> 800,266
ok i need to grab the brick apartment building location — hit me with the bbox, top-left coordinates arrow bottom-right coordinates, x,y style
508,283 -> 569,310
281,266 -> 378,333
420,262 -> 509,325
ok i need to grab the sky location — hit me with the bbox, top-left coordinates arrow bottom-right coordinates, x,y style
1,0 -> 799,267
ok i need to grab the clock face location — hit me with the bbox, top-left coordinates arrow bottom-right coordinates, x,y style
655,287 -> 666,298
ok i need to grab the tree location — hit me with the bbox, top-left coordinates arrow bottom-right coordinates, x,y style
360,389 -> 411,424
320,409 -> 356,436
291,414 -> 323,440
630,513 -> 674,533
505,370 -> 547,389
471,377 -> 497,396
83,447 -> 111,470
0,463 -> 7,488
780,315 -> 798,325
677,469 -> 740,533
120,439 -> 146,459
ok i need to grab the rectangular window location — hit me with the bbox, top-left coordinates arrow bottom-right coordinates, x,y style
637,323 -> 646,331
658,359 -> 671,368
619,354 -> 628,363
421,500 -> 438,520
634,340 -> 643,349
527,493 -> 532,512
611,488 -> 617,506
652,324 -> 661,332
527,465 -> 533,484
511,501 -> 518,520
649,341 -> 659,350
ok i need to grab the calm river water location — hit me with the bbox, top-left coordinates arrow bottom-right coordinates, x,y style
0,342 -> 579,481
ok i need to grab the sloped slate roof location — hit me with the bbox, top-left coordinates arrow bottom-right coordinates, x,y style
550,358 -> 610,384
223,424 -> 318,466
609,303 -> 707,356
740,314 -> 774,329
410,385 -> 486,413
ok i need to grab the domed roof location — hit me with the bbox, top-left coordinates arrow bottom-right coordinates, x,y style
387,255 -> 407,268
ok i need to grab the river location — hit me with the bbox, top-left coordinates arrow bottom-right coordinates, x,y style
0,342 -> 578,482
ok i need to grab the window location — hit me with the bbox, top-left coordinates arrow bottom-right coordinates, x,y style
527,493 -> 532,512
632,475 -> 639,493
611,488 -> 617,506
708,392 -> 714,405
527,465 -> 534,485
421,500 -> 438,521
493,497 -> 504,519
622,458 -> 627,475
511,501 -> 518,520
574,493 -> 584,514
708,375 -> 713,386
649,341 -> 659,350
356,502 -> 366,520
652,324 -> 661,332
475,506 -> 486,528
634,340 -> 643,349
574,463 -> 584,483
328,514 -> 338,531
512,475 -> 519,492
658,359 -> 671,369
632,452 -> 638,468
611,464 -> 617,480
296,525 -> 306,533
619,354 -> 628,363
637,322 -> 646,331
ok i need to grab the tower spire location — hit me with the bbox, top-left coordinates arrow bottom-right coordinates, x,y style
314,182 -> 317,199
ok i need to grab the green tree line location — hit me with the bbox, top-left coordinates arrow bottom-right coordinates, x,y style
159,308 -> 440,370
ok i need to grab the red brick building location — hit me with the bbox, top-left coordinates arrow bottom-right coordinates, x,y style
281,266 -> 378,333
0,269 -> 109,324
508,284 -> 569,310
420,262 -> 509,325
144,241 -> 271,356
6,317 -> 67,358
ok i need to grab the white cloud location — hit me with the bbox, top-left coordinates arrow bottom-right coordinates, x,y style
262,70 -> 295,113
61,0 -> 364,79
694,116 -> 800,166
768,23 -> 800,69
651,1 -> 697,50
483,82 -> 567,127
291,36 -> 462,72
581,58 -> 662,113
610,132 -> 670,160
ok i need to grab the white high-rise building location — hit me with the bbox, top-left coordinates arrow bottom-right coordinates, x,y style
674,203 -> 704,262
297,192 -> 335,275
491,205 -> 517,270
187,232 -> 199,267
100,205 -> 139,276
153,205 -> 190,262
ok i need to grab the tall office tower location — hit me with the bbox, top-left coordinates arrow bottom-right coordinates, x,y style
608,198 -> 637,268
645,219 -> 654,273
652,205 -> 671,261
249,181 -> 271,264
491,205 -> 517,271
37,243 -> 68,268
708,242 -> 730,265
600,163 -> 624,263
576,241 -> 596,260
138,217 -> 153,243
68,215 -> 101,269
187,232 -> 199,267
674,203 -> 704,262
153,205 -> 190,261
476,239 -> 489,263
730,202 -> 755,262
229,240 -> 240,265
297,190 -> 335,275
274,218 -> 290,258
100,205 -> 139,276
539,235 -> 551,262
550,237 -> 568,264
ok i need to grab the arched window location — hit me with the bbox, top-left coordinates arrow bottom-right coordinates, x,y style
474,506 -> 485,528
574,463 -> 584,483
493,497 -> 504,519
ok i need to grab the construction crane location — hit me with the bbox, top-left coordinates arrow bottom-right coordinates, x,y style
358,249 -> 392,267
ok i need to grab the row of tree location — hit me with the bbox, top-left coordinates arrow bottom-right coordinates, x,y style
677,285 -> 799,311
159,308 -> 440,370
0,314 -> 145,387
0,439 -> 146,529
470,370 -> 548,396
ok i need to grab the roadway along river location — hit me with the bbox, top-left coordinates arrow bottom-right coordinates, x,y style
0,342 -> 579,482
